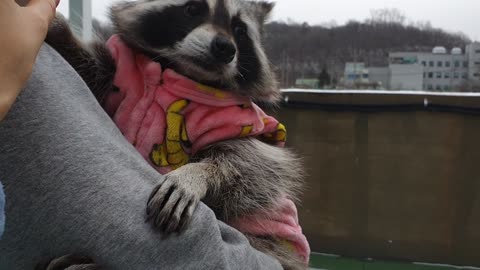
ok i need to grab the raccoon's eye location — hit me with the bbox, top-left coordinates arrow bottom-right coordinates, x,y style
184,2 -> 203,17
233,25 -> 247,38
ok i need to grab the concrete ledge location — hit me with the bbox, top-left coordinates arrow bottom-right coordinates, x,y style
281,89 -> 480,112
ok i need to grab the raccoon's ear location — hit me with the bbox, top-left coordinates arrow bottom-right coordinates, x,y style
250,1 -> 275,24
110,1 -> 137,18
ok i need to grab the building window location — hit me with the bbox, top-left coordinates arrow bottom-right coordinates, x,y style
455,61 -> 460,67
427,84 -> 433,90
422,61 -> 426,66
463,61 -> 469,68
462,73 -> 468,79
475,61 -> 480,65
454,72 -> 459,79
403,57 -> 417,64
444,85 -> 450,91
436,85 -> 442,90
445,61 -> 451,67
391,57 -> 403,64
444,72 -> 450,79
423,72 -> 426,78
476,50 -> 480,54
474,73 -> 480,77
437,61 -> 443,67
429,61 -> 434,67
428,72 -> 433,78
436,72 -> 442,78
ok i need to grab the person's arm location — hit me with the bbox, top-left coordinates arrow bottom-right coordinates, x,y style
0,0 -> 58,120
0,43 -> 281,270
0,182 -> 4,238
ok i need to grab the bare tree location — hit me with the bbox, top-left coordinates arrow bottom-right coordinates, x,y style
368,8 -> 406,25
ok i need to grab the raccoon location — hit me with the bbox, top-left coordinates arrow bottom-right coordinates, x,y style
45,0 -> 307,269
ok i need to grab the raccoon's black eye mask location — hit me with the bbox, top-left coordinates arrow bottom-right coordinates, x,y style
184,1 -> 206,17
139,1 -> 209,48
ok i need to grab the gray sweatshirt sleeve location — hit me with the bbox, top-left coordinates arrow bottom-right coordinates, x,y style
0,44 -> 282,270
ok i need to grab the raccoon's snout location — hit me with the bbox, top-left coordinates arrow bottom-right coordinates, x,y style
211,36 -> 236,64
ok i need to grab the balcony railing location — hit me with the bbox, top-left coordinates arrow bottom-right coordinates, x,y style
276,89 -> 480,267
68,0 -> 92,41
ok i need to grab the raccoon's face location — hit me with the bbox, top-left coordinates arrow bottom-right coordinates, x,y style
110,0 -> 279,103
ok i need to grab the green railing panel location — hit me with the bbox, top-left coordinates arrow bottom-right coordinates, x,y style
310,254 -> 363,270
310,254 -> 463,270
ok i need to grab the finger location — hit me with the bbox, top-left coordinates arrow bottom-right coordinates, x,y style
165,196 -> 190,234
154,189 -> 182,229
65,264 -> 102,270
43,254 -> 94,270
177,199 -> 197,233
146,182 -> 174,220
26,0 -> 58,24
147,183 -> 163,216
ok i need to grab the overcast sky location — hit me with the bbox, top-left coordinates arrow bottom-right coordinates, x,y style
57,0 -> 480,41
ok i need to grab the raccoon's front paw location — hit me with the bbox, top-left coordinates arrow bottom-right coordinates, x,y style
36,254 -> 102,270
146,170 -> 208,234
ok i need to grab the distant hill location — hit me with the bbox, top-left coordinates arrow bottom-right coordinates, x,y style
263,20 -> 470,87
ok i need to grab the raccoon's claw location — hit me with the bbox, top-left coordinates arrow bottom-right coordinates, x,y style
36,254 -> 102,270
146,172 -> 206,234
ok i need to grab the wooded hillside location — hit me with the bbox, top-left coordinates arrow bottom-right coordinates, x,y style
263,9 -> 470,87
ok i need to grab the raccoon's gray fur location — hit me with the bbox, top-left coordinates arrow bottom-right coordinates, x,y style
45,0 -> 306,269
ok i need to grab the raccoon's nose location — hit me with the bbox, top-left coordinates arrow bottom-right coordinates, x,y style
211,36 -> 236,64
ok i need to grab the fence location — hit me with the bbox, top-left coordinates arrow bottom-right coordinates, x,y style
275,89 -> 480,266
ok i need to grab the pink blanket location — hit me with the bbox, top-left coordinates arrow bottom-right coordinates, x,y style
105,35 -> 310,264
230,196 -> 310,263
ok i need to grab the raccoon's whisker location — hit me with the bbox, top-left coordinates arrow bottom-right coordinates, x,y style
150,55 -> 161,62
238,65 -> 248,71
236,70 -> 246,80
150,54 -> 167,63
238,64 -> 250,74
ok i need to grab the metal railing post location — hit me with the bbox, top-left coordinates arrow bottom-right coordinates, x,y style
69,0 -> 93,41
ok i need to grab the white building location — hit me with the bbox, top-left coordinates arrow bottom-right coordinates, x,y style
343,62 -> 369,87
389,64 -> 424,90
466,43 -> 480,80
388,43 -> 480,91
368,67 -> 390,89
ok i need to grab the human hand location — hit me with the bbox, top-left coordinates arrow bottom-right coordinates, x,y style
0,0 -> 59,120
